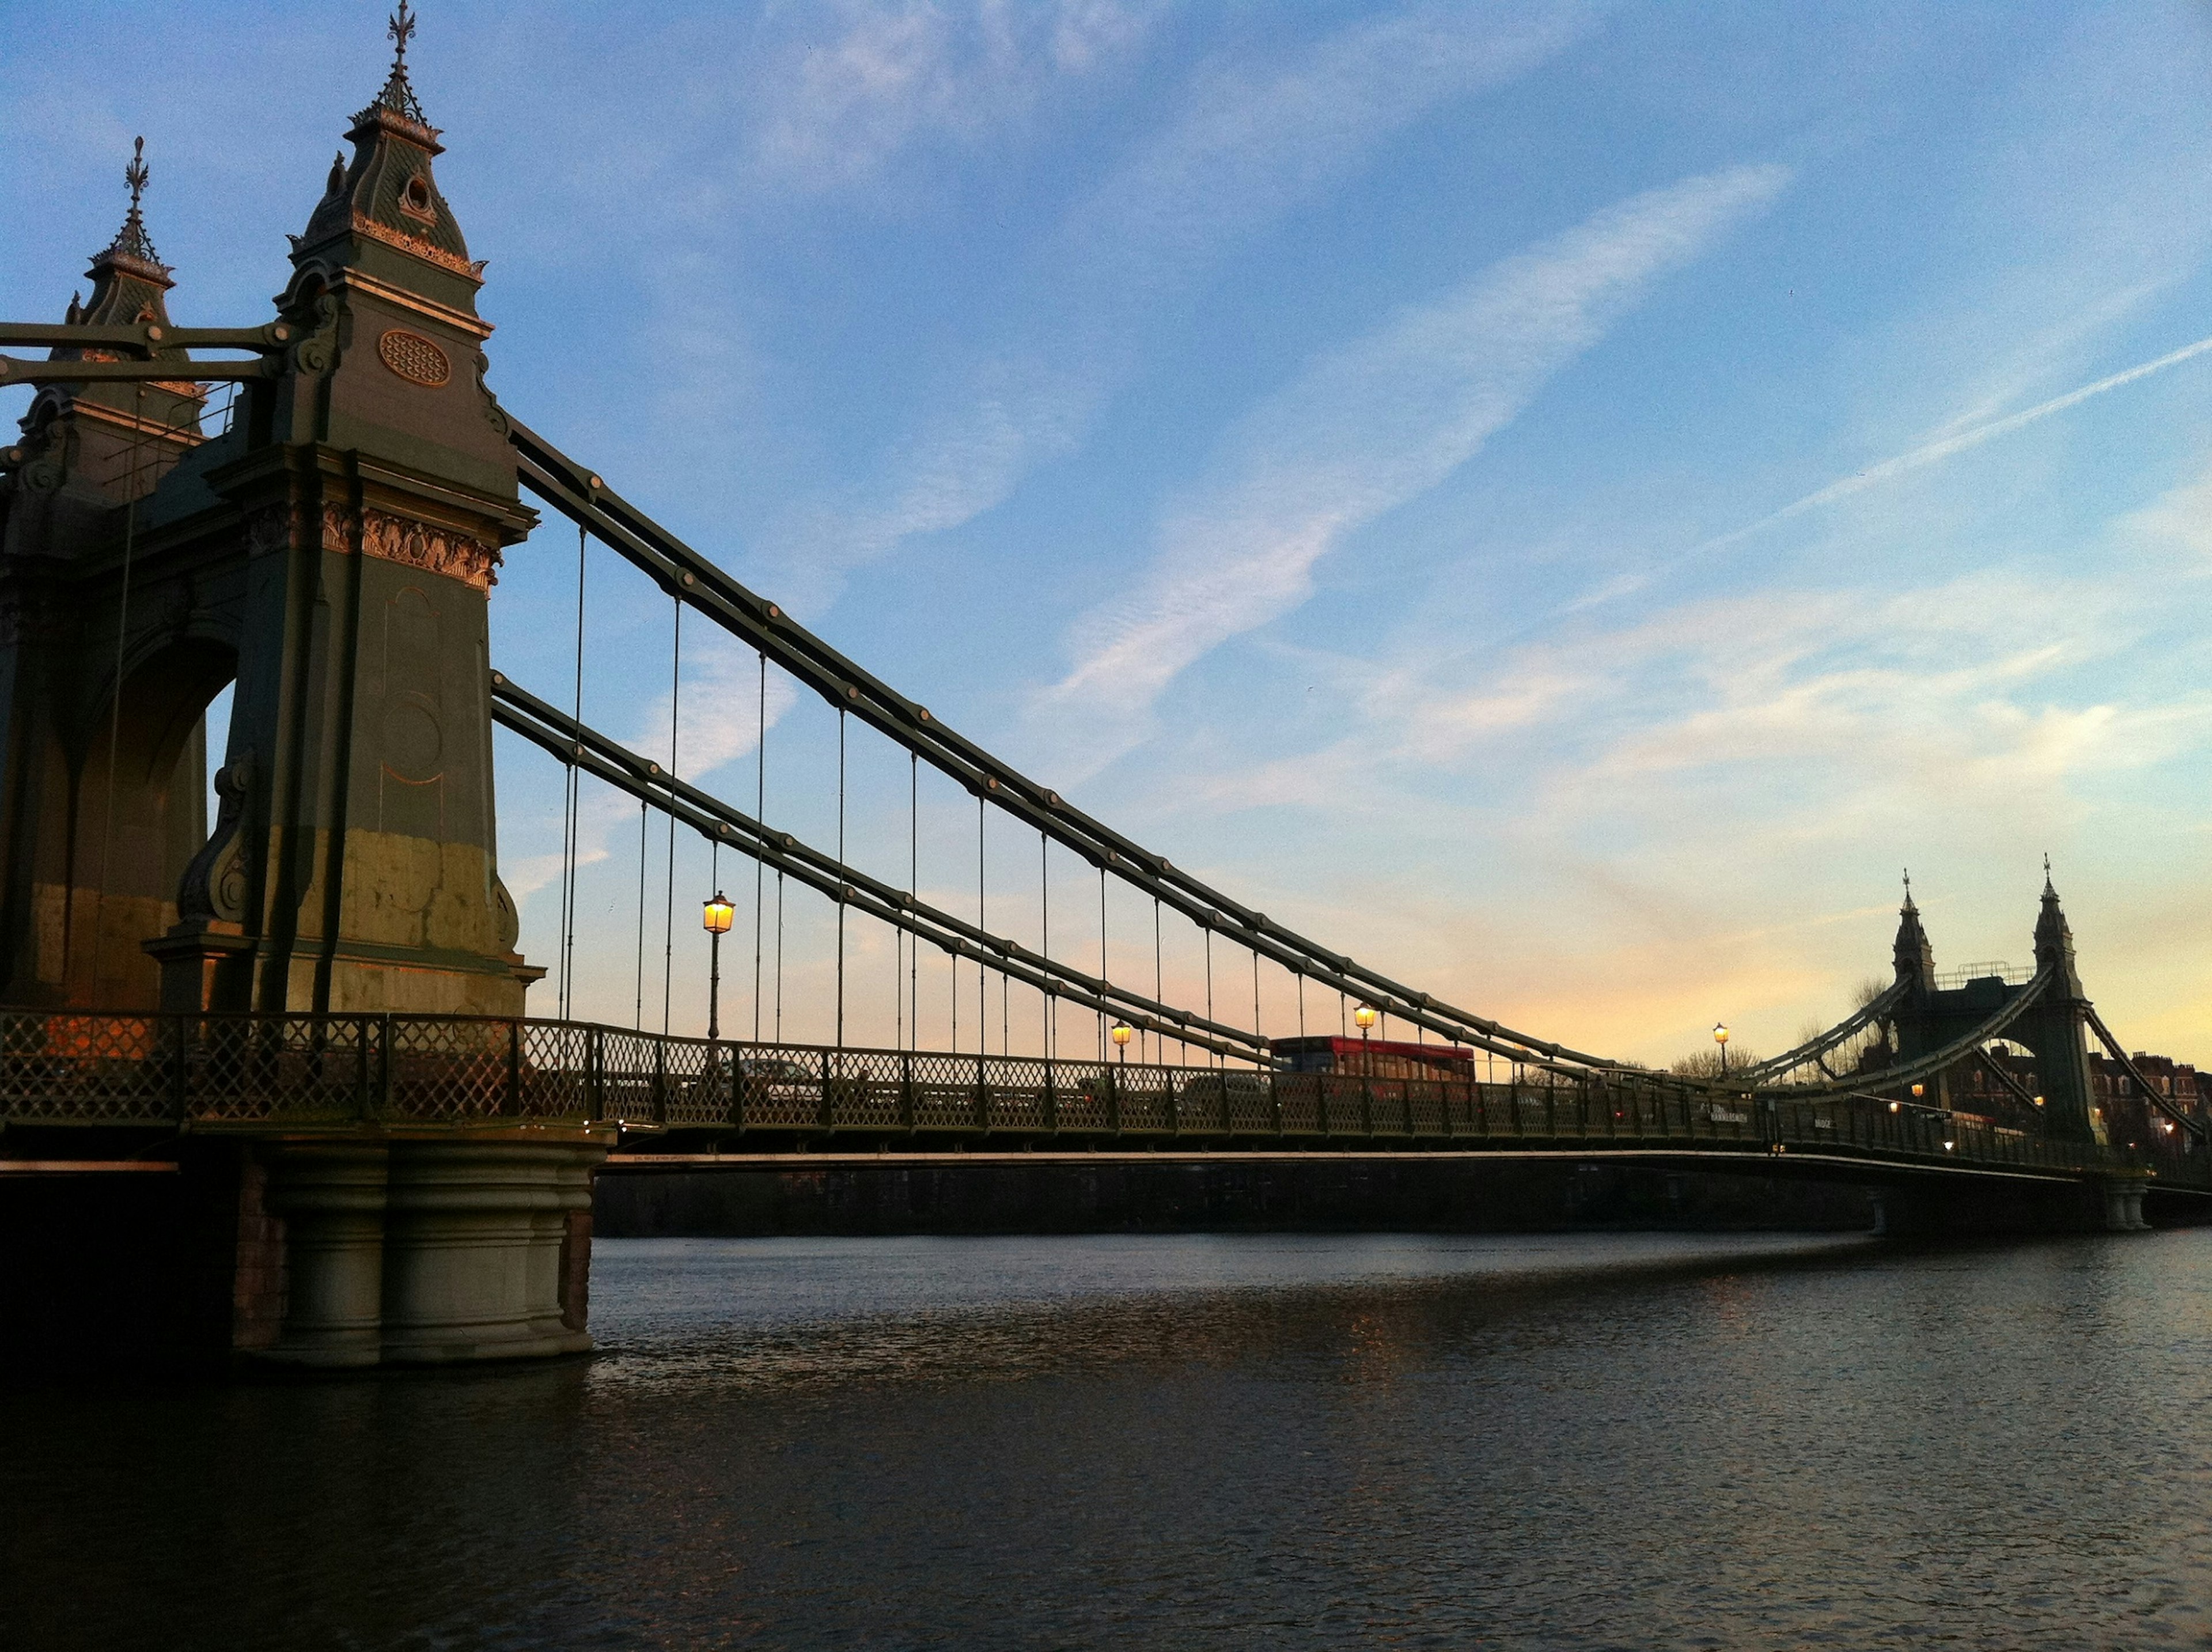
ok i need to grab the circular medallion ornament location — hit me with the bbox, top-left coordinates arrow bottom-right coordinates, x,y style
377,328 -> 451,388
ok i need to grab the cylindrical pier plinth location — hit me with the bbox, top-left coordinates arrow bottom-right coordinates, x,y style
378,1143 -> 603,1363
262,1146 -> 390,1368
2100,1179 -> 2152,1232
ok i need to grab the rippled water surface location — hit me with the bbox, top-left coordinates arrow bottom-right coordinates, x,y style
10,1229 -> 2212,1649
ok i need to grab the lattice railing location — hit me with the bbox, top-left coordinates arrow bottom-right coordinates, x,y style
0,1008 -> 2199,1188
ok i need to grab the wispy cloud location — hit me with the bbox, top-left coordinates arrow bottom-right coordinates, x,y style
1031,161 -> 1792,770
759,0 -> 1597,609
1064,1 -> 1598,295
758,356 -> 1094,616
627,641 -> 804,785
747,0 -> 1169,190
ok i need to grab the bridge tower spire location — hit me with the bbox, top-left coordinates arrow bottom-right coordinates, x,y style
0,140 -> 221,1011
143,0 -> 537,1018
1886,869 -> 1949,1103
12,138 -> 209,518
2020,863 -> 2101,1143
1892,868 -> 1935,992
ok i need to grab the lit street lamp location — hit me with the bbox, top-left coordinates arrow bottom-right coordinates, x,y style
702,891 -> 734,1040
1111,1021 -> 1132,1064
1713,1022 -> 1729,1077
1354,1003 -> 1378,1074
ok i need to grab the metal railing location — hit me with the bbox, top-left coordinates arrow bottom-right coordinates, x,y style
1931,961 -> 2036,990
0,1009 -> 2197,1188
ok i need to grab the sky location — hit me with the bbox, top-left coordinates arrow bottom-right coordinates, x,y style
4,0 -> 2209,1069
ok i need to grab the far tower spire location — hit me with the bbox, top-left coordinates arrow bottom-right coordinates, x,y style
1892,869 -> 1934,990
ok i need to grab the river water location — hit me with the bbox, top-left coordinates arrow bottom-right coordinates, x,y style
9,1229 -> 2212,1649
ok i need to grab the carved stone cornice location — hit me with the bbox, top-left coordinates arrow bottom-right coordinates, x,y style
349,211 -> 485,285
359,506 -> 501,590
241,501 -> 498,589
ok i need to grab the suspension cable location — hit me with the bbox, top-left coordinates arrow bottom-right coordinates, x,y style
1154,896 -> 1164,1067
893,759 -> 904,1055
1040,831 -> 1051,1062
661,599 -> 680,1036
836,707 -> 846,1050
633,798 -> 646,1029
90,381 -> 149,1001
1251,947 -> 1263,1065
910,752 -> 919,1051
560,520 -> 586,1018
977,793 -> 986,1057
1099,864 -> 1108,1063
752,650 -> 766,1043
1205,926 -> 1215,1067
556,771 -> 572,1017
774,866 -> 785,1043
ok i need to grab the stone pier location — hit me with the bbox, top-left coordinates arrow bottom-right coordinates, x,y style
264,1138 -> 604,1367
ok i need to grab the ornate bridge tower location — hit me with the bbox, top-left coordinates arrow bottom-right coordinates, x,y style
1,29 -> 535,1019
2015,872 -> 2101,1144
0,12 -> 597,1369
1883,874 -> 2101,1144
0,144 -> 224,1010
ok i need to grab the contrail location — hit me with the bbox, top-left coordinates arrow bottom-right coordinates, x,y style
1706,331 -> 2212,552
1564,329 -> 2212,614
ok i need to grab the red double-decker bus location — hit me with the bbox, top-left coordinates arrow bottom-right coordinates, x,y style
1268,1035 -> 1476,1082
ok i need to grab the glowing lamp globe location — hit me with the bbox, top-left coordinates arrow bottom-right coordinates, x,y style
702,892 -> 735,935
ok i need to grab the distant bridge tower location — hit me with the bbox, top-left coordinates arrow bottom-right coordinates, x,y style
1883,872 -> 2102,1145
2018,871 -> 2101,1145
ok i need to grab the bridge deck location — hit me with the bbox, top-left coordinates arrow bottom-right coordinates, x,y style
0,1010 -> 2194,1190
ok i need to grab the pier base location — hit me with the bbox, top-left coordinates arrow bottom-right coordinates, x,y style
380,1143 -> 597,1363
257,1139 -> 602,1367
1868,1174 -> 2157,1237
2098,1177 -> 2151,1233
263,1146 -> 390,1368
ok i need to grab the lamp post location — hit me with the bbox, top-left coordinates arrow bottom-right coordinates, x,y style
1713,1022 -> 1729,1077
1112,1022 -> 1132,1065
1354,1004 -> 1378,1075
702,891 -> 734,1040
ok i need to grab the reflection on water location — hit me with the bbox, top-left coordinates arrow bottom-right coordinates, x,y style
9,1230 -> 2212,1649
588,1232 -> 1858,1389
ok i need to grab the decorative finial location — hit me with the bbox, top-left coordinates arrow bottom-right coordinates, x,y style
125,137 -> 148,215
97,135 -> 168,275
362,0 -> 430,125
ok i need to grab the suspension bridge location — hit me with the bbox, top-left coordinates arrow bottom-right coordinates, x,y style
0,11 -> 2202,1367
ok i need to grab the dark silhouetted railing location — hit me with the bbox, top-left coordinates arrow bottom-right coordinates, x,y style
0,1010 -> 2197,1188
